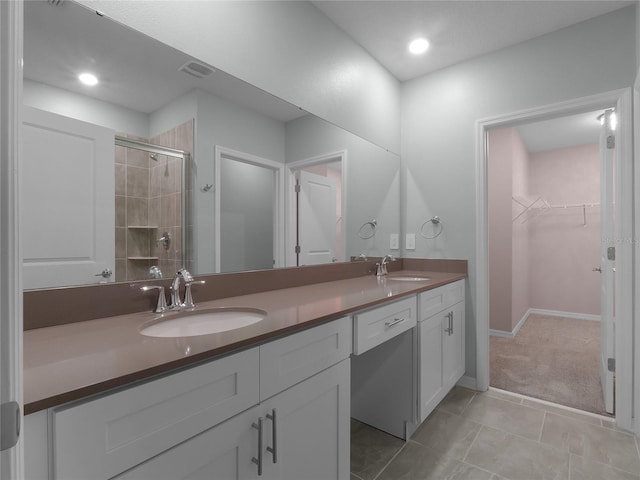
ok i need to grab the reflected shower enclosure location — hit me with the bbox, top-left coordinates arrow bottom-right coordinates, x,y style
114,120 -> 193,282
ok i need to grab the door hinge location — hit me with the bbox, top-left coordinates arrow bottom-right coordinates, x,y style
0,401 -> 21,451
607,135 -> 615,149
294,183 -> 301,193
607,247 -> 615,261
607,358 -> 615,372
295,245 -> 301,254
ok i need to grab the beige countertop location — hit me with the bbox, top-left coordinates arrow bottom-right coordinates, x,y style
24,270 -> 465,414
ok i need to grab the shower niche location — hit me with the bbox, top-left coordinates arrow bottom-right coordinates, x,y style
114,120 -> 193,282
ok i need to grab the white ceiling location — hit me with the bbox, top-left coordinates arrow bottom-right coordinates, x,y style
312,0 -> 635,82
515,110 -> 603,154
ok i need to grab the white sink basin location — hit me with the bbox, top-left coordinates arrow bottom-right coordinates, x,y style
140,307 -> 267,338
386,274 -> 432,282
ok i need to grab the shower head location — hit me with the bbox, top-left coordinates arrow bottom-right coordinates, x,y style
150,153 -> 159,161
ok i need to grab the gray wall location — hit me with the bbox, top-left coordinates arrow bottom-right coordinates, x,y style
401,6 -> 636,379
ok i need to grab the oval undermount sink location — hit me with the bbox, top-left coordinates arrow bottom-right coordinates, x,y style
140,307 -> 267,338
386,274 -> 432,282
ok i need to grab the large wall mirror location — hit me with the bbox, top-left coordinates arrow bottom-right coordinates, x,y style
22,0 -> 400,289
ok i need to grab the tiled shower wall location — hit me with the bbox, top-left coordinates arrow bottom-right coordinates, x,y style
114,120 -> 194,282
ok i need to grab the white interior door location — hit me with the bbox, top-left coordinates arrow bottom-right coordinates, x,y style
22,107 -> 115,289
298,170 -> 337,265
599,109 -> 616,415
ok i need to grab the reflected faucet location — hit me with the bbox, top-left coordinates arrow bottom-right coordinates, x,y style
376,255 -> 396,276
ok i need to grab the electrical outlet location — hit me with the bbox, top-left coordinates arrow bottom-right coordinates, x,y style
390,233 -> 399,250
406,233 -> 416,250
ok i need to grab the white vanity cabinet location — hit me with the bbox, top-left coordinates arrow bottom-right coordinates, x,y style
25,317 -> 351,480
418,279 -> 465,423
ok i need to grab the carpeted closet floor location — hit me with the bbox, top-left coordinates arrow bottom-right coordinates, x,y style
490,314 -> 609,416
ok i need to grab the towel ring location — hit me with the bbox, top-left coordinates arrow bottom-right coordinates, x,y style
358,219 -> 377,239
420,216 -> 443,239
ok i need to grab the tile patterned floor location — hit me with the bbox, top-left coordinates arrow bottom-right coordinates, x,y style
351,387 -> 640,480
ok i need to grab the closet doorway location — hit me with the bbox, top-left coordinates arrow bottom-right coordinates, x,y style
487,108 -> 615,416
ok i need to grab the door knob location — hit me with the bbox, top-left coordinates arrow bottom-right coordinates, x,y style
592,267 -> 602,273
95,268 -> 113,278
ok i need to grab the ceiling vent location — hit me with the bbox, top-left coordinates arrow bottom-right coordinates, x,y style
179,61 -> 215,79
47,0 -> 65,5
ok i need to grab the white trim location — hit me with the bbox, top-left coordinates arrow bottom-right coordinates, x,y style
285,151 -> 347,267
490,308 -> 600,339
528,308 -> 601,322
475,89 -> 634,430
213,146 -> 285,273
633,68 -> 640,436
456,375 -> 477,390
0,0 -> 23,476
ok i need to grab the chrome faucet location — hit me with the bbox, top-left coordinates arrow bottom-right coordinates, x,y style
376,255 -> 396,276
169,268 -> 194,310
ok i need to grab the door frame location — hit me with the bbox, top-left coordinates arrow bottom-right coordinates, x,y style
214,145 -> 285,273
475,89 -> 634,431
285,151 -> 347,267
0,0 -> 23,476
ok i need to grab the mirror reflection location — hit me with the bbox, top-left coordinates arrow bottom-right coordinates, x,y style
22,0 -> 400,289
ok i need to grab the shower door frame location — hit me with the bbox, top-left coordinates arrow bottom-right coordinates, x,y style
474,89 -> 634,432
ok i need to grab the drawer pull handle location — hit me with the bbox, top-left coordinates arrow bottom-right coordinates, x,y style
252,417 -> 264,476
266,408 -> 277,463
385,317 -> 405,329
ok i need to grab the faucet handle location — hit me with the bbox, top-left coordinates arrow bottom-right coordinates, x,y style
140,285 -> 168,313
183,280 -> 205,309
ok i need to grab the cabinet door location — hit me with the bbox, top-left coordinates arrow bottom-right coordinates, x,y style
443,302 -> 465,390
114,406 -> 261,480
418,312 -> 445,423
263,360 -> 350,480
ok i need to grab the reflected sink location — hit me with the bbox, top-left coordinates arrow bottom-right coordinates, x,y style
386,274 -> 432,282
140,307 -> 267,338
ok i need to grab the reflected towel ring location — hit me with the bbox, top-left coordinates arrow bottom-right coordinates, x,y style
421,216 -> 443,239
358,219 -> 377,239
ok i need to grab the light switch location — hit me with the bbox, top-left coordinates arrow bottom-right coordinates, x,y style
406,233 -> 416,250
390,233 -> 399,250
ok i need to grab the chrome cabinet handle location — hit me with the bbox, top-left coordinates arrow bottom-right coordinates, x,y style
252,417 -> 264,476
266,408 -> 277,463
444,311 -> 453,335
385,317 -> 405,329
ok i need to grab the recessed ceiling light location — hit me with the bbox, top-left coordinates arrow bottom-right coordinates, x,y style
408,38 -> 430,55
78,72 -> 98,86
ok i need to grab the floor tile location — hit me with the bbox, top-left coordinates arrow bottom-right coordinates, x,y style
435,386 -> 476,415
461,392 -> 545,440
520,397 -> 603,426
377,442 -> 493,480
411,409 -> 482,460
464,425 -> 570,480
570,454 -> 640,480
350,419 -> 404,480
540,412 -> 640,474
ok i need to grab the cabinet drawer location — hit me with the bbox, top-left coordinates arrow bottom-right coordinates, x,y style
353,296 -> 417,355
260,317 -> 352,400
419,280 -> 465,320
52,347 -> 260,480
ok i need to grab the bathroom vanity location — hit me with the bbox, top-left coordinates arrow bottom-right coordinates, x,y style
23,263 -> 466,480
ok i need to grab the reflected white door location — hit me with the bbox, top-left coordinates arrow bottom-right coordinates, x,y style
22,107 -> 115,288
298,170 -> 337,265
599,109 -> 615,415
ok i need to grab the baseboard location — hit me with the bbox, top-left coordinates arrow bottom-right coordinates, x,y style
490,308 -> 600,339
528,308 -> 600,322
456,375 -> 477,390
